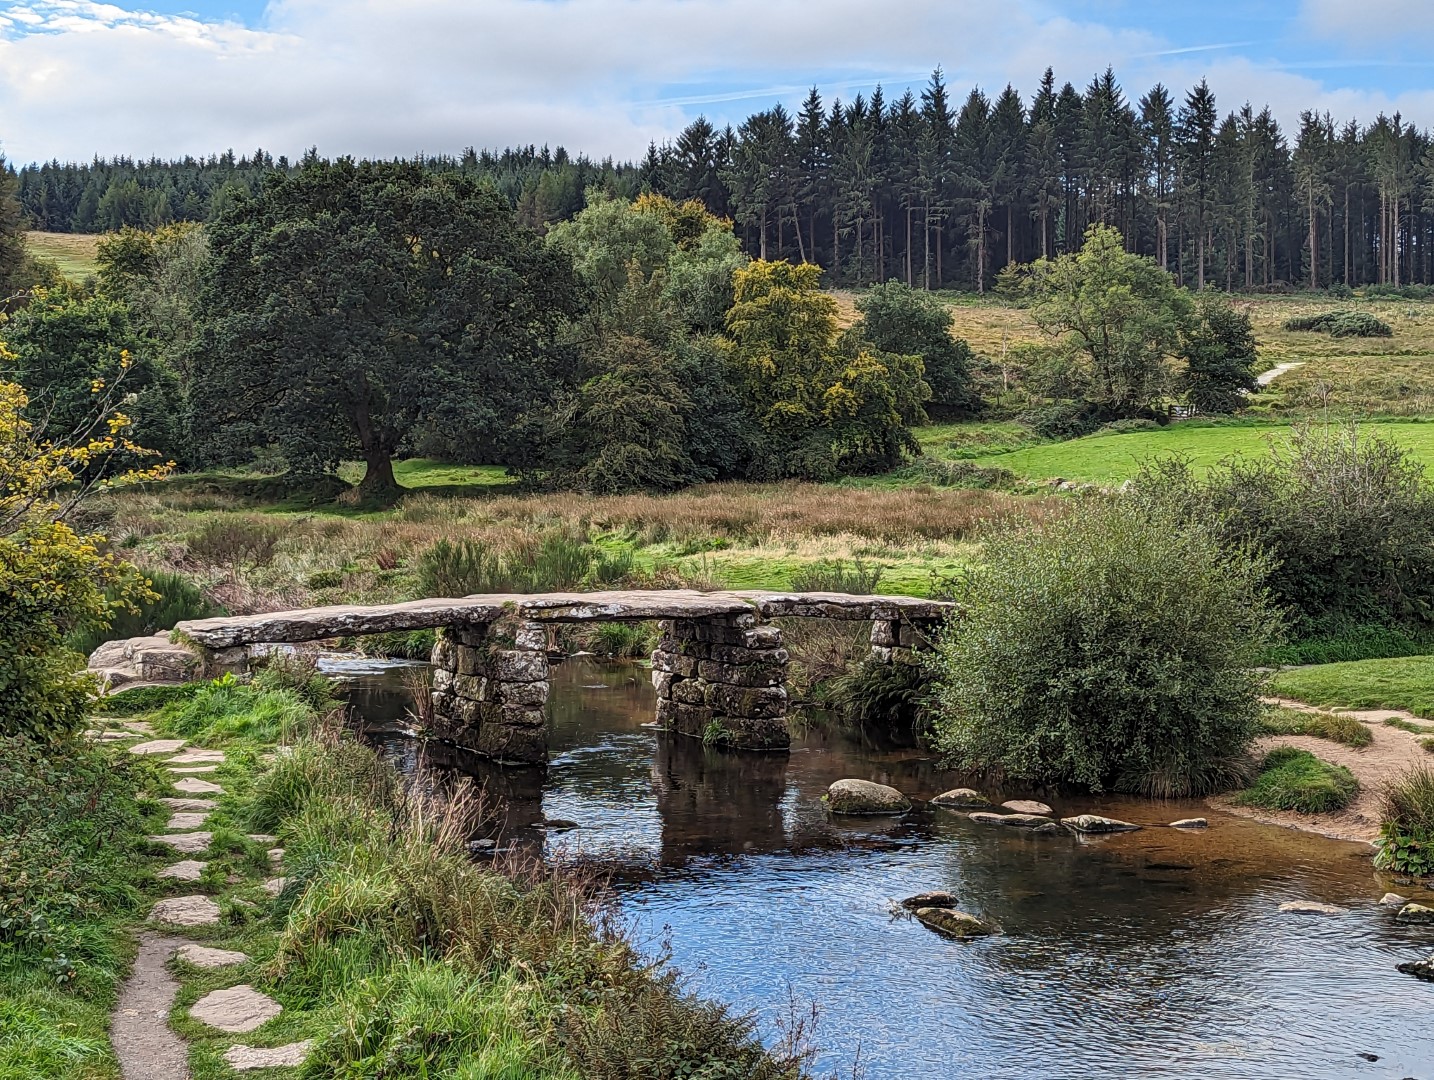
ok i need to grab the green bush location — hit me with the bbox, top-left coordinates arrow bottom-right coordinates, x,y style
1258,707 -> 1373,748
417,533 -> 597,597
1264,621 -> 1431,666
929,491 -> 1278,796
1282,310 -> 1392,337
185,517 -> 281,569
1237,747 -> 1359,813
1375,766 -> 1434,875
68,569 -> 221,656
828,658 -> 929,734
888,458 -> 1015,489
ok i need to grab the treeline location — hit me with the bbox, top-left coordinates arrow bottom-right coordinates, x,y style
11,66 -> 1434,292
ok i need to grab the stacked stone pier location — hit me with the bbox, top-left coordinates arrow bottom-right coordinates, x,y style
146,589 -> 958,767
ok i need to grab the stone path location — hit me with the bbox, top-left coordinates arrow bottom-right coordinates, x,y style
157,860 -> 207,882
150,896 -> 221,928
110,933 -> 191,1080
130,739 -> 187,756
150,831 -> 213,854
189,985 -> 282,1033
173,777 -> 222,795
225,1042 -> 312,1070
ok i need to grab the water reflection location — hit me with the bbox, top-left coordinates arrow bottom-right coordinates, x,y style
340,656 -> 1434,1080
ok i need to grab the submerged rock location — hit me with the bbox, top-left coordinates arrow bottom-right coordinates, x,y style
1397,903 -> 1434,925
1170,818 -> 1208,829
1278,900 -> 1348,916
969,811 -> 1054,829
825,779 -> 911,815
1062,814 -> 1141,834
931,788 -> 991,810
1399,956 -> 1434,982
1030,822 -> 1066,835
1380,893 -> 1409,907
1002,799 -> 1053,815
900,891 -> 958,911
914,907 -> 995,939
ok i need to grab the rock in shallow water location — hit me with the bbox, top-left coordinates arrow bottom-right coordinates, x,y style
1278,900 -> 1348,916
931,788 -> 991,810
1002,799 -> 1053,815
1399,956 -> 1434,982
825,779 -> 911,815
1397,903 -> 1434,925
1170,818 -> 1209,829
900,891 -> 958,911
1380,893 -> 1409,907
969,811 -> 1054,829
1062,814 -> 1140,834
914,907 -> 995,939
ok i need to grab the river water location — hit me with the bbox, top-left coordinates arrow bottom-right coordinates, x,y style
328,654 -> 1434,1080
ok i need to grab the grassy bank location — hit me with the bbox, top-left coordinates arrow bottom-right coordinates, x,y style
13,678 -> 821,1078
1269,656 -> 1434,719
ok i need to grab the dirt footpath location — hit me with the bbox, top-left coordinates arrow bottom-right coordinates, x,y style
1209,698 -> 1433,844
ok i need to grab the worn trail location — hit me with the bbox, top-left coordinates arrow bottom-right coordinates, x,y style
110,932 -> 191,1080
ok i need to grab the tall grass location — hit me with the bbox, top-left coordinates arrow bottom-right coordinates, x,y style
68,569 -> 221,656
790,559 -> 884,595
161,678 -> 314,746
1258,707 -> 1374,748
1376,765 -> 1434,875
1237,747 -> 1359,813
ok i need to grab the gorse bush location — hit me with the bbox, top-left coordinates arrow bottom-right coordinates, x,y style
1281,310 -> 1392,337
68,568 -> 221,656
1237,747 -> 1359,813
929,490 -> 1279,796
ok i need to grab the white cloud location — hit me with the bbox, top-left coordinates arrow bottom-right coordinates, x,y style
0,0 -> 1431,166
1300,0 -> 1434,44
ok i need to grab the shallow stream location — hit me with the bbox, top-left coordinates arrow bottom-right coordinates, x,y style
330,654 -> 1434,1080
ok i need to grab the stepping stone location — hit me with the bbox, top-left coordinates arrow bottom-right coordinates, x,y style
174,943 -> 249,969
149,895 -> 221,927
224,1041 -> 312,1070
131,739 -> 186,756
166,812 -> 209,831
247,834 -> 278,844
89,730 -> 140,741
157,859 -> 207,882
189,985 -> 282,1033
121,720 -> 155,734
261,877 -> 287,897
1279,900 -> 1348,916
149,831 -> 212,854
168,765 -> 219,774
168,749 -> 225,765
1002,799 -> 1054,815
174,777 -> 223,795
267,848 -> 284,864
160,797 -> 216,811
1381,892 -> 1410,907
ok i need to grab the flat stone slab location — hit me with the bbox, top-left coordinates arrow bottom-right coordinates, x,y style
521,589 -> 756,623
1003,799 -> 1054,815
168,765 -> 219,774
150,895 -> 221,927
740,590 -> 955,621
174,943 -> 250,969
168,749 -> 226,765
267,848 -> 284,863
173,777 -> 223,795
166,812 -> 210,831
970,811 -> 1055,829
225,1041 -> 313,1070
247,834 -> 278,844
150,831 -> 212,854
130,739 -> 187,756
1279,901 -> 1348,916
177,597 -> 514,648
157,860 -> 207,882
159,797 -> 216,811
261,877 -> 287,897
189,985 -> 282,1033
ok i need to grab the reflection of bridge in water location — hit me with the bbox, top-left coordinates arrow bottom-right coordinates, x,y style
175,589 -> 953,765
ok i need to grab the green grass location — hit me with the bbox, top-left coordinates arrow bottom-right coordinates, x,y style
963,419 -> 1434,483
336,458 -> 514,495
1384,717 -> 1434,736
1259,706 -> 1374,748
24,231 -> 100,279
1237,746 -> 1360,813
1269,655 -> 1434,719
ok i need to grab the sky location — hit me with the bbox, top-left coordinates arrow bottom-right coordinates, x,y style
2,0 -> 1434,166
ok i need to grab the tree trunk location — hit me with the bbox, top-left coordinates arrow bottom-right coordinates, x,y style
906,206 -> 913,285
760,206 -> 768,261
359,450 -> 399,504
1308,189 -> 1318,290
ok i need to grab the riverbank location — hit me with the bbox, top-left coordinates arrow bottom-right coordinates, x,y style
6,677 -> 815,1079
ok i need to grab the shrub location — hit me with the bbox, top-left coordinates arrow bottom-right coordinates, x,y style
1375,766 -> 1434,875
929,491 -> 1279,796
1282,310 -> 1392,337
853,281 -> 981,418
1237,747 -> 1359,813
68,569 -> 221,656
417,533 -> 597,597
1263,621 -> 1431,666
828,658 -> 930,735
1098,418 -> 1162,435
1258,707 -> 1373,748
888,458 -> 1015,490
416,538 -> 505,596
1021,400 -> 1110,440
186,517 -> 281,569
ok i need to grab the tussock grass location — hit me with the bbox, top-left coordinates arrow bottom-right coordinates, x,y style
1237,747 -> 1359,814
1259,706 -> 1374,748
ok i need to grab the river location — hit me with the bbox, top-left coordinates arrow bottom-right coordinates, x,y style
324,653 -> 1434,1080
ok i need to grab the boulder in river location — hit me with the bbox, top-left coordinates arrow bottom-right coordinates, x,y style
1278,900 -> 1348,916
901,891 -> 958,911
1169,818 -> 1209,829
969,811 -> 1054,829
825,779 -> 911,816
932,788 -> 991,810
1396,903 -> 1434,925
914,907 -> 995,939
1062,814 -> 1141,834
1002,799 -> 1053,815
1380,893 -> 1409,907
1399,956 -> 1434,982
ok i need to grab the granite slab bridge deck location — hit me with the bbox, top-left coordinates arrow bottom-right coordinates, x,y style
110,590 -> 954,765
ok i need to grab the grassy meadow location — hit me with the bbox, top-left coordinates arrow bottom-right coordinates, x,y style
25,231 -> 102,279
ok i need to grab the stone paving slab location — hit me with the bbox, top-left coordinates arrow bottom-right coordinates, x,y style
189,985 -> 282,1033
247,833 -> 278,844
174,943 -> 249,969
159,797 -> 216,811
149,831 -> 212,854
174,777 -> 224,794
224,1041 -> 312,1070
168,765 -> 219,774
149,895 -> 221,927
178,597 -> 513,648
166,812 -> 210,831
130,739 -> 187,756
157,859 -> 207,882
168,749 -> 226,765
